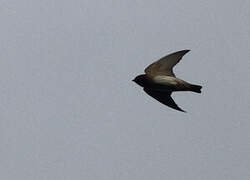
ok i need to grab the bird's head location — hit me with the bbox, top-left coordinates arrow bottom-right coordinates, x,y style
132,74 -> 148,87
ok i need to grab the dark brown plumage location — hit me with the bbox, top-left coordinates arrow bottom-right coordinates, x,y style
133,50 -> 202,112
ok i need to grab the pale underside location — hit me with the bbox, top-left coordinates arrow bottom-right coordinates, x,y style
152,75 -> 178,86
150,75 -> 190,92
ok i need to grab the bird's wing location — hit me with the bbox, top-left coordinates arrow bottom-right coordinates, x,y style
144,50 -> 190,77
143,88 -> 186,112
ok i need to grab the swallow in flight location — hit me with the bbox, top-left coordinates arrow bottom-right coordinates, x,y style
133,50 -> 202,112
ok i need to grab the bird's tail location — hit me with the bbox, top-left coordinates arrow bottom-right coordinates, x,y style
189,84 -> 202,93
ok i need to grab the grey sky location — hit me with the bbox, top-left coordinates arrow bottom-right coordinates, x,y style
0,0 -> 249,179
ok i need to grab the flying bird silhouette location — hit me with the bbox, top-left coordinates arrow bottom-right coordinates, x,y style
133,50 -> 202,112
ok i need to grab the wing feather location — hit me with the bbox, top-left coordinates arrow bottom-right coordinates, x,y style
143,88 -> 186,112
145,50 -> 190,77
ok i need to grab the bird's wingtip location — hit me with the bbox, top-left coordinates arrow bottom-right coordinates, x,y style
184,49 -> 191,53
179,109 -> 187,113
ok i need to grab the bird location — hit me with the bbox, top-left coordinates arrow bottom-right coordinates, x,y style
132,50 -> 202,112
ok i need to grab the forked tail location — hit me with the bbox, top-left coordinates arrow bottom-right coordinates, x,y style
189,84 -> 202,93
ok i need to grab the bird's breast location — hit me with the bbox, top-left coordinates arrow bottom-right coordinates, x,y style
152,76 -> 178,86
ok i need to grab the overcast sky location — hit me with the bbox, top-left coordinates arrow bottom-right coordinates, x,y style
0,0 -> 250,179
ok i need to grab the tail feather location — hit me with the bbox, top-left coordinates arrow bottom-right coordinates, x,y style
189,84 -> 202,93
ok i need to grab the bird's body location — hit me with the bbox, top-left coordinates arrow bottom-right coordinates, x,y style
133,50 -> 202,112
134,74 -> 201,92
